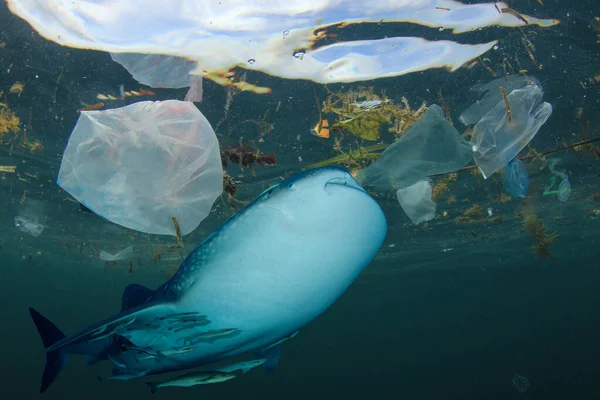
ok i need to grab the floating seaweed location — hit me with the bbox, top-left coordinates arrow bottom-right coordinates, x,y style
221,139 -> 276,169
523,212 -> 558,259
431,173 -> 457,201
0,103 -> 20,139
304,143 -> 387,170
320,87 -> 426,141
222,171 -> 248,210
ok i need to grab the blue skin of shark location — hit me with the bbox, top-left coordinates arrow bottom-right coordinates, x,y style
30,166 -> 387,392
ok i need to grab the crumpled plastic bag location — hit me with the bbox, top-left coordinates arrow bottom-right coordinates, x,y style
459,75 -> 539,126
356,104 -> 473,190
57,100 -> 223,236
110,53 -> 203,102
470,84 -> 552,178
396,180 -> 436,224
100,245 -> 134,262
14,198 -> 45,237
500,158 -> 529,198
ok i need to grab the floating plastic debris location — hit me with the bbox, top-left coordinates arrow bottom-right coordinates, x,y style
459,75 -> 540,126
14,199 -> 45,237
470,84 -> 552,179
396,180 -> 436,225
100,245 -> 134,262
356,105 -> 473,190
500,158 -> 529,198
512,373 -> 530,393
544,158 -> 571,202
57,100 -> 223,236
14,215 -> 44,237
110,54 -> 204,102
6,1 -> 558,92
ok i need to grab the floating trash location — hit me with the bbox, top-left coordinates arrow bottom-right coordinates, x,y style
471,84 -> 553,178
357,105 -> 473,190
111,54 -> 204,102
14,215 -> 44,237
512,373 -> 531,393
500,158 -> 529,198
396,180 -> 436,225
100,245 -> 134,262
544,158 -> 571,202
459,75 -> 540,126
14,199 -> 45,237
57,100 -> 223,236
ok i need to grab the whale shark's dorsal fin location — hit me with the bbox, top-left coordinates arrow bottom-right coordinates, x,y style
121,284 -> 155,311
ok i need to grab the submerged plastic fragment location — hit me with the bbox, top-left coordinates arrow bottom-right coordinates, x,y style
459,75 -> 540,126
100,245 -> 134,262
544,158 -> 571,202
356,105 -> 473,190
111,54 -> 203,102
14,216 -> 44,237
500,158 -> 529,198
470,84 -> 552,179
6,1 -> 558,90
396,180 -> 436,225
57,100 -> 223,236
14,199 -> 45,237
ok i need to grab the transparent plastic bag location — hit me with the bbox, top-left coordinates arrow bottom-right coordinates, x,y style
100,245 -> 134,262
459,75 -> 539,126
14,198 -> 45,237
57,100 -> 223,236
500,158 -> 529,198
356,105 -> 473,190
111,53 -> 203,102
470,84 -> 552,179
396,180 -> 436,225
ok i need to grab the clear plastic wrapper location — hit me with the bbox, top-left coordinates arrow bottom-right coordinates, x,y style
357,105 -> 473,190
470,84 -> 552,179
500,158 -> 529,198
396,180 -> 436,224
57,100 -> 223,236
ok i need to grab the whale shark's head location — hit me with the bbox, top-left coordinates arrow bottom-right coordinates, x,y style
250,166 -> 385,235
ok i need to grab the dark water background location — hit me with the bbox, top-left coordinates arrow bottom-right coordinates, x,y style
1,1 -> 600,399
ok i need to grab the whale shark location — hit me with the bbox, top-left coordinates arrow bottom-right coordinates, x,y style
29,166 -> 387,393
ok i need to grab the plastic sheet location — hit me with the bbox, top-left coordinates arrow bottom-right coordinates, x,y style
459,75 -> 540,126
14,216 -> 44,237
6,1 -> 558,89
57,100 -> 223,236
396,180 -> 436,225
100,245 -> 134,262
470,84 -> 552,179
356,105 -> 473,190
111,54 -> 203,102
500,158 -> 529,198
14,199 -> 45,237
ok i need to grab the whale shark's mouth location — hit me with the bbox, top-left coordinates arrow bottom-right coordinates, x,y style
324,176 -> 365,195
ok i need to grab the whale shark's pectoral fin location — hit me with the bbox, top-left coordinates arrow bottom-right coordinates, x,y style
258,344 -> 281,374
255,331 -> 299,374
121,284 -> 155,311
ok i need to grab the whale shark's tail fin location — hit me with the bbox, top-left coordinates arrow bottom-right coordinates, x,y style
29,307 -> 71,393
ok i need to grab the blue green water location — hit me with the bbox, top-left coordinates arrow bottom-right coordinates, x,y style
1,1 -> 599,398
